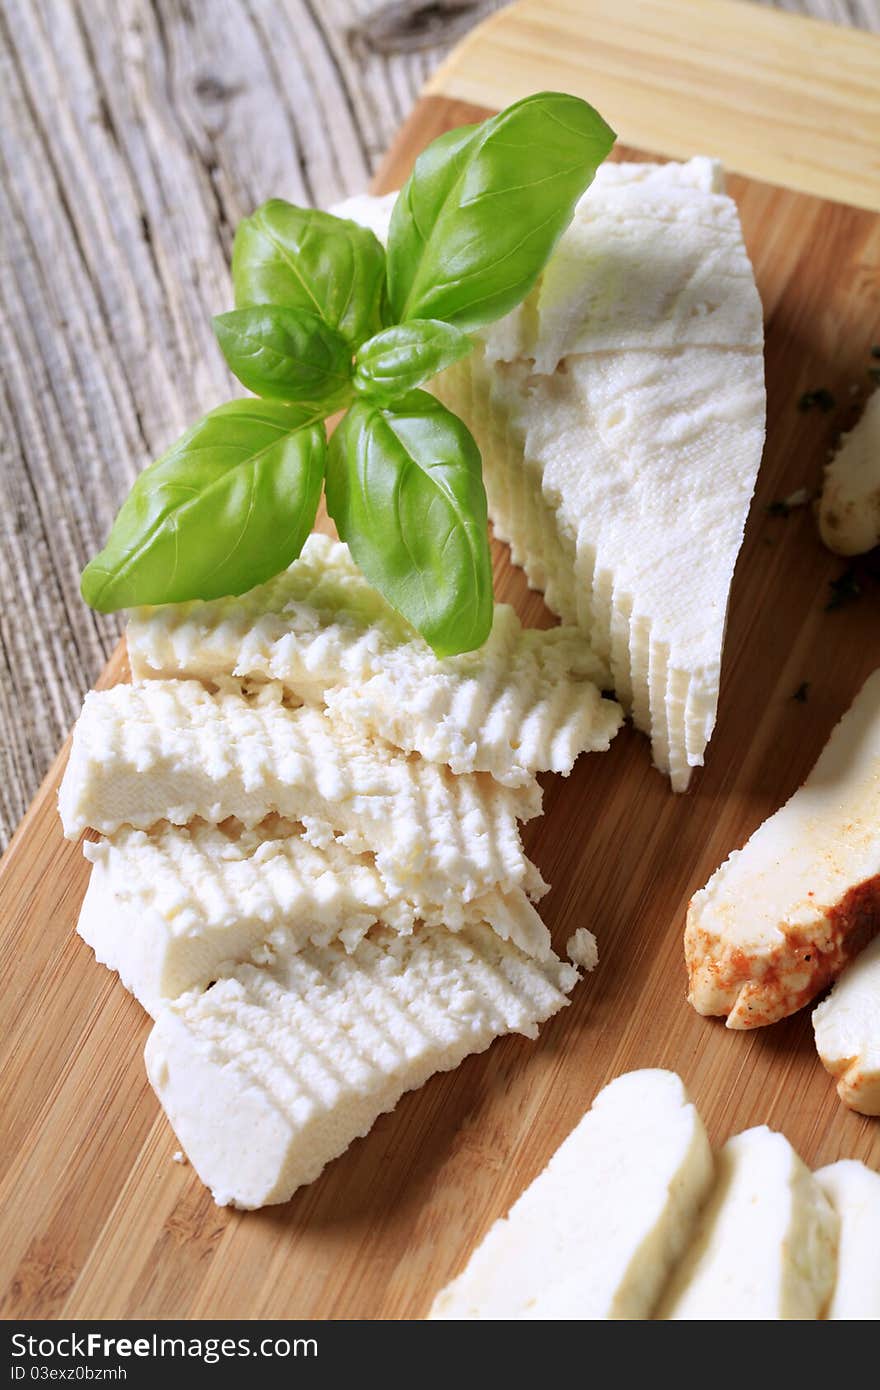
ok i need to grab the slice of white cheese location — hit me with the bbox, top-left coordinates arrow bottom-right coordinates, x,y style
58,680 -> 541,903
126,533 -> 622,788
687,669 -> 880,1028
78,818 -> 552,1013
813,935 -> 880,1115
145,922 -> 578,1208
336,159 -> 766,791
815,1160 -> 880,1319
819,389 -> 880,555
429,1069 -> 713,1320
658,1126 -> 838,1320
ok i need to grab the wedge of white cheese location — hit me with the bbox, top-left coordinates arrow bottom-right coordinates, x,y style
819,389 -> 880,556
58,680 -> 540,903
79,818 -> 552,1013
336,159 -> 766,791
687,670 -> 880,1027
127,533 -> 621,788
145,922 -> 578,1208
813,935 -> 880,1116
815,1161 -> 880,1319
429,1069 -> 713,1319
658,1126 -> 838,1320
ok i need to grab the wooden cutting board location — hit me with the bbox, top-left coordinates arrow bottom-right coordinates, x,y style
2,0 -> 880,1320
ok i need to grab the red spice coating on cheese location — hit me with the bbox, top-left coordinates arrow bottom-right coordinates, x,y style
686,873 -> 880,1029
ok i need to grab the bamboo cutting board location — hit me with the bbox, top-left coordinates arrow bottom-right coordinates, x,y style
2,0 -> 880,1320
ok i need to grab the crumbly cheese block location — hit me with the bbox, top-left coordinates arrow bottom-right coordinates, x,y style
815,1161 -> 880,1319
78,818 -> 552,1013
813,935 -> 880,1116
126,533 -> 622,788
429,1069 -> 713,1320
687,670 -> 880,1028
819,390 -> 880,556
336,160 -> 766,791
58,680 -> 540,903
657,1126 -> 838,1320
145,922 -> 578,1208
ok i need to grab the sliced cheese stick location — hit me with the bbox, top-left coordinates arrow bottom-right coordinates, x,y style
815,1161 -> 880,1319
687,669 -> 880,1028
340,160 -> 767,792
657,1126 -> 838,1320
58,680 -> 540,903
429,1069 -> 713,1320
79,819 -> 552,1014
127,534 -> 621,788
819,390 -> 880,556
145,922 -> 577,1208
813,935 -> 880,1115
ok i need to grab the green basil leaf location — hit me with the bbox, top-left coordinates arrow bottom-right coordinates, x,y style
353,320 -> 472,403
81,400 -> 325,612
387,91 -> 615,330
232,201 -> 386,347
213,305 -> 352,406
325,391 -> 492,656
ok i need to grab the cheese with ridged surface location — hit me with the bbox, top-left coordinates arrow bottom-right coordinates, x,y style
687,670 -> 880,1028
429,1069 -> 713,1320
145,923 -> 577,1208
78,818 -> 552,1013
657,1126 -> 838,1320
126,533 -> 621,787
58,680 -> 541,903
813,935 -> 880,1116
336,159 -> 766,791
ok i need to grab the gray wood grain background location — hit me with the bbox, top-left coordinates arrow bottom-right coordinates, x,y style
1,0 -> 877,848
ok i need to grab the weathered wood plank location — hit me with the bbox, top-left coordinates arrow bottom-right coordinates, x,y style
0,0 -> 502,846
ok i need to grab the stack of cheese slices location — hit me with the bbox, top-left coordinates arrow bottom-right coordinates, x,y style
59,157 -> 768,1210
686,667 -> 880,1115
336,156 -> 767,791
430,1068 -> 880,1320
59,534 -> 622,1207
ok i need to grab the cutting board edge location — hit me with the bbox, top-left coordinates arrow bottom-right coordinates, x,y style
425,0 -> 880,214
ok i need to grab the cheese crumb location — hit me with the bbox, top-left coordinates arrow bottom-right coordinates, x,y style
172,1150 -> 186,1165
566,927 -> 599,972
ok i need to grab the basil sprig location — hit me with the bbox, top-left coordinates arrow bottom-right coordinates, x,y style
82,92 -> 615,654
